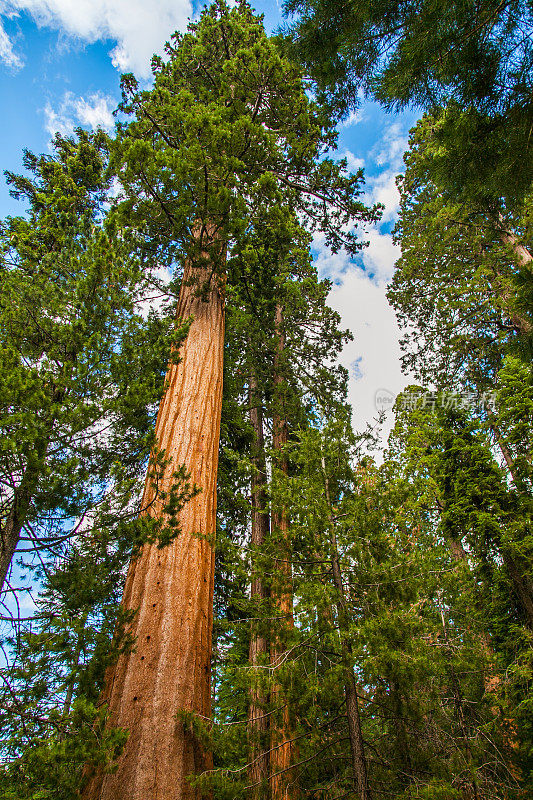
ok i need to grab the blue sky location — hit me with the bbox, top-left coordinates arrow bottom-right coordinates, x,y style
0,0 -> 419,437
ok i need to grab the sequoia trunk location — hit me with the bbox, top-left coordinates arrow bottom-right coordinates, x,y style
496,218 -> 533,335
83,244 -> 225,800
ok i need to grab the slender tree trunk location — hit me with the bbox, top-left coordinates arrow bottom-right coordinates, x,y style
0,473 -> 35,591
0,438 -> 50,593
1,387 -> 63,592
62,609 -> 90,721
248,372 -> 270,800
487,421 -> 533,627
270,304 -> 297,800
321,454 -> 371,800
83,240 -> 226,800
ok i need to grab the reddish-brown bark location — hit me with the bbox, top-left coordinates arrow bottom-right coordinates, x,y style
270,305 -> 297,800
248,373 -> 271,799
83,247 -> 225,800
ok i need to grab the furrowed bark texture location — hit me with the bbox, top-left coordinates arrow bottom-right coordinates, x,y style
270,305 -> 297,800
83,254 -> 225,800
248,373 -> 270,799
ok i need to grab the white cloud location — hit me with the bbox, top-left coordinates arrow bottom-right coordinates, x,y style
361,120 -> 410,221
366,169 -> 401,222
0,15 -> 22,67
316,116 -> 412,447
2,0 -> 193,77
340,108 -> 364,127
370,121 -> 409,170
327,265 -> 408,445
75,92 -> 115,129
44,90 -> 116,137
362,229 -> 400,283
314,225 -> 406,446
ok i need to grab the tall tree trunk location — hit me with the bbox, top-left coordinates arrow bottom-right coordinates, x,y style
270,304 -> 297,800
248,372 -> 270,800
321,454 -> 372,800
83,242 -> 226,800
497,220 -> 533,268
501,549 -> 533,629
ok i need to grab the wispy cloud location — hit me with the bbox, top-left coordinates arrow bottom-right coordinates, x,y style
342,149 -> 365,173
340,108 -> 365,127
370,121 -> 409,170
0,14 -> 22,68
44,90 -> 116,137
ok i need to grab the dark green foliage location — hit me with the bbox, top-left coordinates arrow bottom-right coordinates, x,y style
283,0 -> 533,203
0,128 -> 188,591
284,0 -> 533,115
389,114 -> 532,387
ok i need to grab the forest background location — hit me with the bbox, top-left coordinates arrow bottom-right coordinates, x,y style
1,0 -> 532,799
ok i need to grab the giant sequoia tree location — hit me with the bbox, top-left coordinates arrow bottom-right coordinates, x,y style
83,4 -> 377,799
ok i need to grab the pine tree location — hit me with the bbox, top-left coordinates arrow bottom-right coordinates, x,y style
389,114 -> 532,392
0,521 -> 132,799
182,192 -> 360,799
388,117 -> 533,635
384,389 -> 532,793
0,129 -> 179,594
